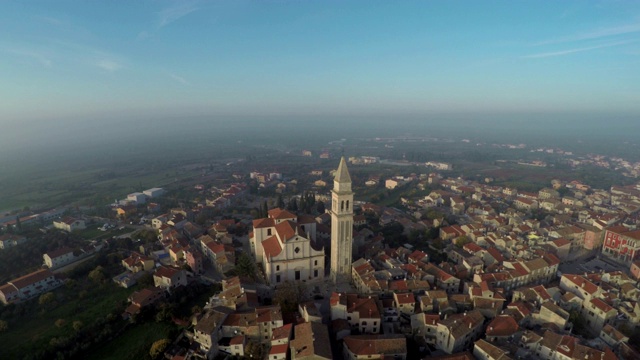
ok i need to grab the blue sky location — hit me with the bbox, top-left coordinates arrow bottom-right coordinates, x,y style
1,0 -> 640,123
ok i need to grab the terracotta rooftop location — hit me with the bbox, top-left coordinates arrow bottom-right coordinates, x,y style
343,334 -> 406,356
10,269 -> 56,289
486,315 -> 519,337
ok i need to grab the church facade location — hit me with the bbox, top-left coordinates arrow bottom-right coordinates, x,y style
250,208 -> 325,285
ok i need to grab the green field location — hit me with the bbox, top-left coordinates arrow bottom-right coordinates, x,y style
87,322 -> 177,360
0,283 -> 132,359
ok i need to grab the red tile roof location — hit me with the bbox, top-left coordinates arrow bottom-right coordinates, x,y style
269,343 -> 288,355
154,266 -> 181,279
486,315 -> 519,337
262,235 -> 282,258
253,217 -> 275,228
268,208 -> 297,220
10,269 -> 56,289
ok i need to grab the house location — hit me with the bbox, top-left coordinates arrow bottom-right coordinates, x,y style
485,315 -> 519,343
0,234 -> 27,249
331,292 -> 382,334
559,274 -> 600,301
116,205 -> 137,219
193,307 -> 233,356
143,187 -> 166,198
123,286 -> 165,319
289,322 -> 332,360
271,323 -> 293,345
353,214 -> 366,227
601,226 -> 640,265
393,292 -> 416,317
0,269 -> 62,304
436,310 -> 485,354
599,324 -> 629,347
122,252 -> 155,273
218,335 -> 246,357
220,306 -> 283,343
53,217 -> 86,232
343,334 -> 407,360
43,247 -> 79,269
185,249 -> 204,274
127,192 -> 147,204
473,339 -> 513,360
385,179 -> 400,190
153,266 -> 187,291
580,298 -> 617,336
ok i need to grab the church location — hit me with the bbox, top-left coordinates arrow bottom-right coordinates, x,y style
249,157 -> 354,286
250,207 -> 325,285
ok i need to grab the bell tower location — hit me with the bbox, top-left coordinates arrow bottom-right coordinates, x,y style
330,157 -> 354,284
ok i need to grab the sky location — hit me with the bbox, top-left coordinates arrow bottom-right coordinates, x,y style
1,0 -> 640,125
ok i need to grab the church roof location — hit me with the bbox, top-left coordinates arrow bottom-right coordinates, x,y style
335,156 -> 351,183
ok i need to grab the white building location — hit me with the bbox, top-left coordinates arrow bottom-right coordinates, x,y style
53,217 -> 86,232
250,208 -> 324,285
43,247 -> 78,269
143,187 -> 166,198
0,269 -> 62,304
127,192 -> 147,204
331,157 -> 354,284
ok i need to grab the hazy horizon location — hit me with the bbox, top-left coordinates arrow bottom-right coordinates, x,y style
2,1 -> 640,166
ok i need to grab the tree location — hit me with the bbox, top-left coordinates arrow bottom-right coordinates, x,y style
149,339 -> 171,359
72,320 -> 83,331
277,194 -> 285,209
88,266 -> 106,283
316,201 -> 325,214
15,217 -> 22,232
236,253 -> 257,280
137,272 -> 155,287
288,198 -> 298,212
273,281 -> 307,313
454,235 -> 471,248
0,320 -> 7,332
55,319 -> 67,328
39,292 -> 56,307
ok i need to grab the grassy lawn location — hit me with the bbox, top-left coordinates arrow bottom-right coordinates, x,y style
87,322 -> 177,360
0,282 -> 132,359
76,226 -> 108,240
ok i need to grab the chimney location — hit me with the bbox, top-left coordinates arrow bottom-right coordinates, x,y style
469,322 -> 472,329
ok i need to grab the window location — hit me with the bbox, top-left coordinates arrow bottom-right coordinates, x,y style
314,260 -> 318,266
276,265 -> 280,271
295,247 -> 300,254
346,200 -> 349,210
267,229 -> 272,236
295,270 -> 301,280
341,201 -> 344,210
362,321 -> 367,325
314,269 -> 318,277
276,275 -> 281,283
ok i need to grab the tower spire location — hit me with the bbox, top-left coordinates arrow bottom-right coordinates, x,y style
335,156 -> 351,183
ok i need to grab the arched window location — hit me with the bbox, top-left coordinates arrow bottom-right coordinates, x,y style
341,201 -> 344,211
346,200 -> 349,210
